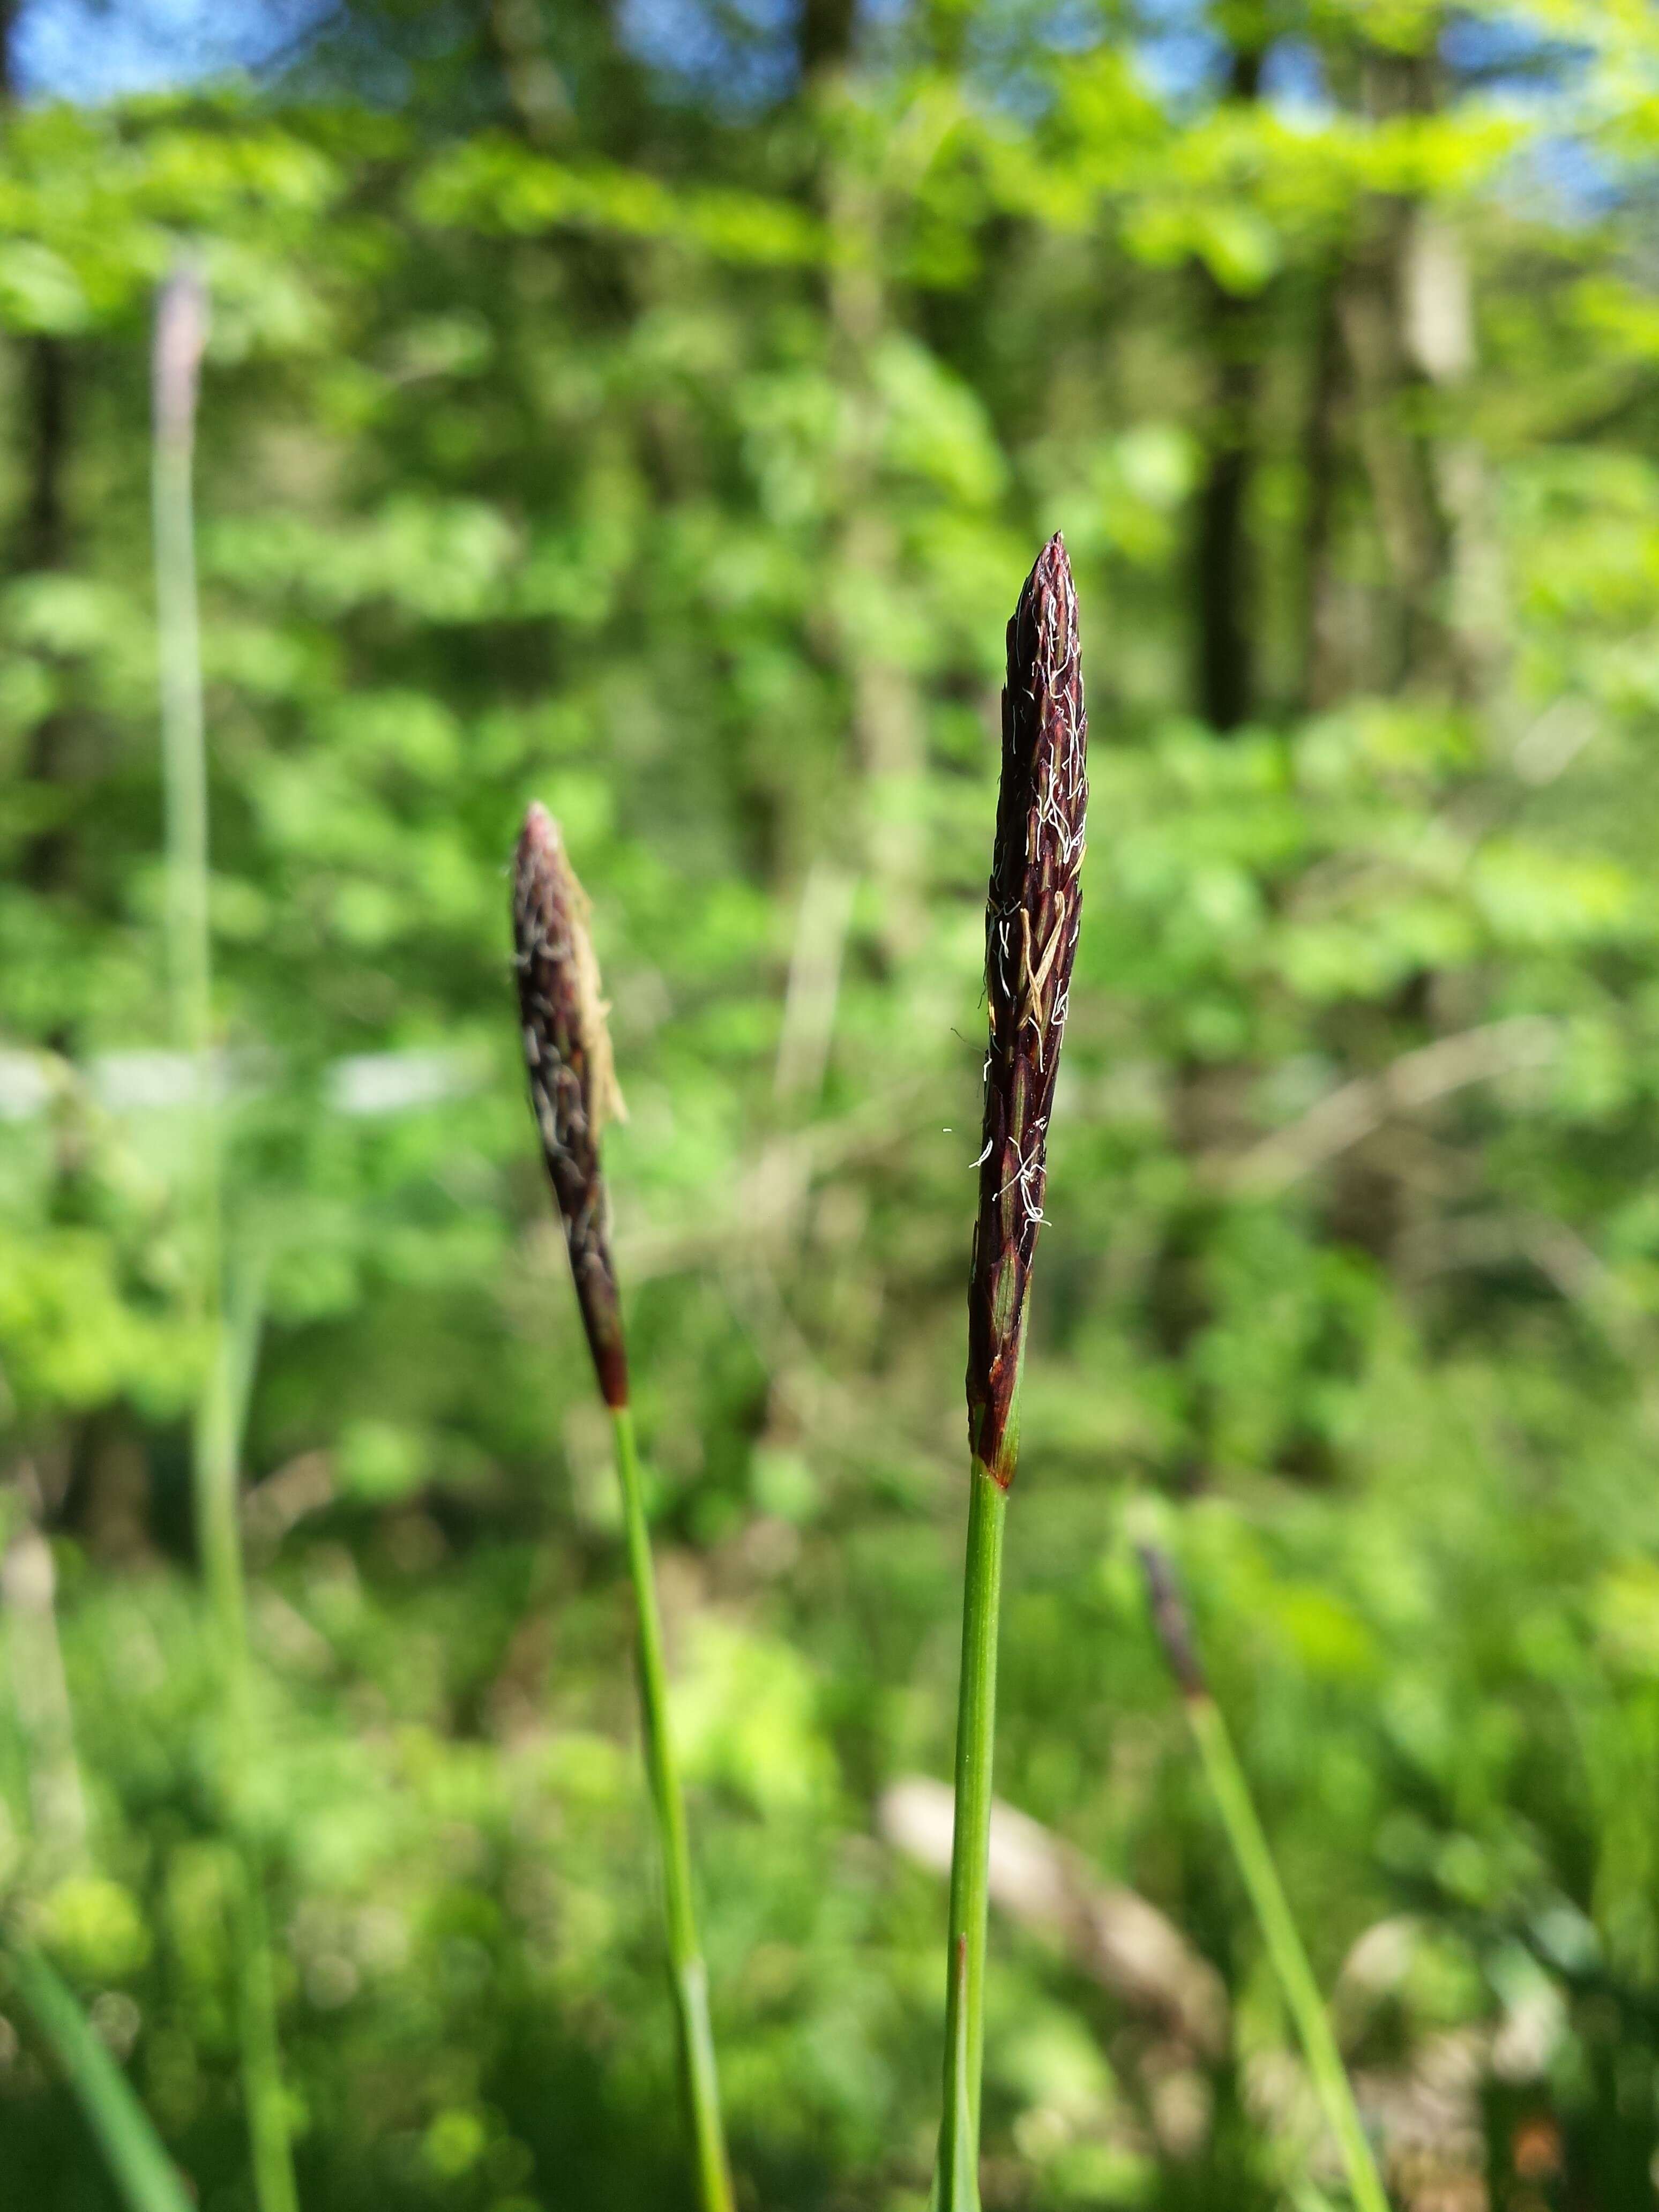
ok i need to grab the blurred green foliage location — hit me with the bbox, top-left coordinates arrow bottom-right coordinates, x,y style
6,2 -> 1659,2206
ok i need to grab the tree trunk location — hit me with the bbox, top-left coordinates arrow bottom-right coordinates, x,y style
487,0 -> 569,143
1195,278 -> 1257,731
799,0 -> 858,78
1334,45 -> 1496,701
824,158 -> 926,970
1191,37 -> 1265,733
17,333 -> 76,892
1301,267 -> 1346,710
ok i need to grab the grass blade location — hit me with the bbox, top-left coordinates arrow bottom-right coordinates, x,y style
1138,1545 -> 1389,2212
5,1936 -> 193,2212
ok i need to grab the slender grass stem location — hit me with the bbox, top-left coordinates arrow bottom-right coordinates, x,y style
512,811 -> 733,2202
200,1281 -> 296,2212
934,1455 -> 1008,2212
1186,1693 -> 1389,2212
226,1850 -> 297,2212
153,263 -> 298,2212
1139,1544 -> 1387,2210
5,1937 -> 193,2212
611,1406 -> 733,2212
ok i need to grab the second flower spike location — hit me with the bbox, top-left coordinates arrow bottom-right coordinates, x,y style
511,801 -> 630,1408
509,805 -> 733,2212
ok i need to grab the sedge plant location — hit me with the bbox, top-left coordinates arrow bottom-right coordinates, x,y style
1138,1544 -> 1391,2212
153,261 -> 299,2212
510,804 -> 733,2212
934,536 -> 1089,2211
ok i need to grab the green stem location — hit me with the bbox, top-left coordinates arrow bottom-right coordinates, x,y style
154,268 -> 298,2212
1186,1693 -> 1389,2212
226,1848 -> 297,2212
199,1283 -> 296,2212
933,1456 -> 1008,2212
6,1935 -> 193,2212
610,1406 -> 733,2212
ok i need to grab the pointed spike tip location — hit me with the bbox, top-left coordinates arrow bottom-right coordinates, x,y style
520,797 -> 555,846
1137,1544 -> 1208,1701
